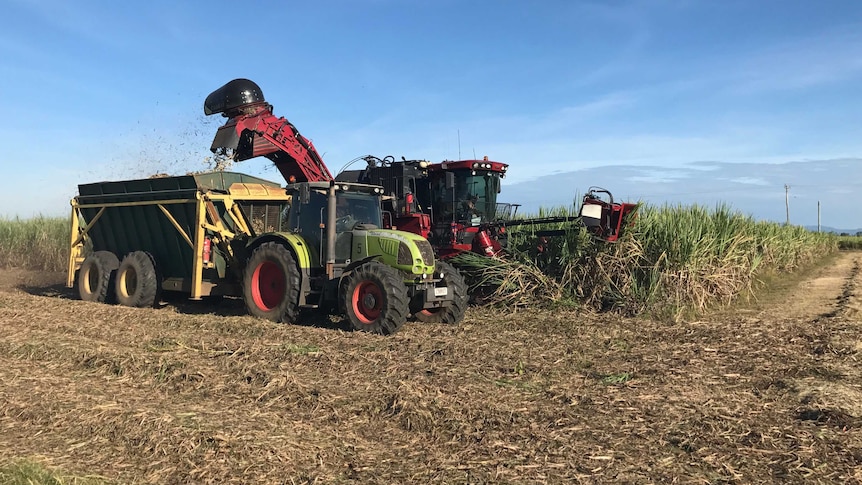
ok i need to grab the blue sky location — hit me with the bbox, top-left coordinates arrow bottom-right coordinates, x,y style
2,0 -> 861,228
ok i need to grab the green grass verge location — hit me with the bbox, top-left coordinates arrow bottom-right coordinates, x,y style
0,460 -> 108,485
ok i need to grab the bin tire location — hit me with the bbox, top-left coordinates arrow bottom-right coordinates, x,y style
243,242 -> 300,323
77,251 -> 119,303
413,260 -> 468,324
115,251 -> 160,308
342,261 -> 408,335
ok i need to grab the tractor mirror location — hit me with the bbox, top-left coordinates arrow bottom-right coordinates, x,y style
445,171 -> 455,189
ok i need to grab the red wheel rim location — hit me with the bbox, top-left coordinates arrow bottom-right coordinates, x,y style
252,261 -> 285,311
352,280 -> 383,324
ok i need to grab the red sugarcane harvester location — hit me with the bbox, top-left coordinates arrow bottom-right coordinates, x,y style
336,155 -> 637,258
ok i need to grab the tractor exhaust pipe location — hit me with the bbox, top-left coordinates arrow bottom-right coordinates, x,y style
326,181 -> 337,279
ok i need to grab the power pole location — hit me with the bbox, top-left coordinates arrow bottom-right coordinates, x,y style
817,200 -> 821,233
785,184 -> 790,225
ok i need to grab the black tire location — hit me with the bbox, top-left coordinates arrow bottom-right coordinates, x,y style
77,251 -> 119,303
115,251 -> 160,308
243,242 -> 300,323
413,260 -> 468,324
342,261 -> 409,335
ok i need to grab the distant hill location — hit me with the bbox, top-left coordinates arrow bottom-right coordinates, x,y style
804,225 -> 862,235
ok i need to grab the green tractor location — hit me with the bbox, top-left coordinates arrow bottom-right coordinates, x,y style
242,180 -> 469,334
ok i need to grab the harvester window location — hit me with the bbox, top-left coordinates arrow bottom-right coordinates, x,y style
406,178 -> 420,213
432,170 -> 499,225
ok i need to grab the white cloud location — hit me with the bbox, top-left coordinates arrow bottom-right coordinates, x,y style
726,177 -> 769,186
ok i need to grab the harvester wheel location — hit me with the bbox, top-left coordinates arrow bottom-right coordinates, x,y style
77,251 -> 119,303
116,251 -> 160,308
342,261 -> 408,335
243,242 -> 300,323
413,261 -> 468,324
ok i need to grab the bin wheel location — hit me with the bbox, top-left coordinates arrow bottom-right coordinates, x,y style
77,251 -> 119,303
413,260 -> 468,324
115,251 -> 160,308
342,261 -> 408,335
243,242 -> 300,323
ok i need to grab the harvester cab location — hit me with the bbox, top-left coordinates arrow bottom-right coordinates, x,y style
430,158 -> 506,226
425,158 -> 508,257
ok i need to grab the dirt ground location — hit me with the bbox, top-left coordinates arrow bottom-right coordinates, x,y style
2,253 -> 862,484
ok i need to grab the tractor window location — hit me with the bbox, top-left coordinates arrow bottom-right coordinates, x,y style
291,190 -> 327,234
289,190 -> 328,265
334,192 -> 382,233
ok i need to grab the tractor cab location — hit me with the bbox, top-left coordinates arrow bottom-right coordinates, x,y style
284,182 -> 386,267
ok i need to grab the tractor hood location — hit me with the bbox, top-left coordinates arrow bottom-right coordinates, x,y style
356,229 -> 436,276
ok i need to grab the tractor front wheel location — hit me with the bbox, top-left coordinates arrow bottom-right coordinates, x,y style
413,260 -> 468,324
342,262 -> 409,335
243,242 -> 300,323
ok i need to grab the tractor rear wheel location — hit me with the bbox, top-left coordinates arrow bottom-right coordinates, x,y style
342,261 -> 408,335
77,251 -> 119,303
413,261 -> 468,324
115,251 -> 160,308
243,242 -> 300,323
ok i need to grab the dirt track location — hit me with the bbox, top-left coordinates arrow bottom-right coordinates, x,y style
2,253 -> 862,484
